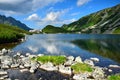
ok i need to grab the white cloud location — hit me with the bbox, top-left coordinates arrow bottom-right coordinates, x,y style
26,8 -> 76,28
44,12 -> 60,21
77,0 -> 91,6
26,13 -> 40,21
0,0 -> 62,14
0,0 -> 25,4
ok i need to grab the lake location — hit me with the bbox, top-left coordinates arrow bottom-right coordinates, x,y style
0,34 -> 120,67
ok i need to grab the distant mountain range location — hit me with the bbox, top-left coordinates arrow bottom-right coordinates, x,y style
0,15 -> 32,31
43,4 -> 120,34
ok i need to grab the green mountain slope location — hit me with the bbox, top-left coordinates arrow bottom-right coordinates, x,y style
62,4 -> 120,34
0,15 -> 32,30
0,24 -> 29,44
42,25 -> 68,33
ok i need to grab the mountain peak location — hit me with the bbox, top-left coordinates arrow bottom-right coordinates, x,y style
0,15 -> 32,31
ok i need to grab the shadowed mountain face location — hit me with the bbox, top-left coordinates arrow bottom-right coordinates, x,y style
62,4 -> 120,34
72,39 -> 120,63
0,15 -> 31,31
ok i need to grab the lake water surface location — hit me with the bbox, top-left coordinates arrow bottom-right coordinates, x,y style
1,34 -> 120,67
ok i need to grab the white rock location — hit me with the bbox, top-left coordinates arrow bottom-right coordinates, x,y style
40,62 -> 58,71
75,56 -> 83,63
20,55 -> 25,58
22,57 -> 30,62
5,78 -> 11,80
0,52 -> 3,55
84,59 -> 94,66
0,70 -> 7,75
28,55 -> 36,58
64,60 -> 74,66
1,56 -> 13,65
67,56 -> 74,61
26,53 -> 30,56
1,64 -> 9,69
73,73 -> 89,80
38,54 -> 44,56
30,66 -> 37,73
20,69 -> 29,72
24,63 -> 31,68
19,65 -> 25,69
31,61 -> 39,68
109,65 -> 120,68
0,75 -> 8,79
11,64 -> 19,68
59,65 -> 72,75
16,52 -> 21,56
92,67 -> 105,79
2,48 -> 7,54
90,57 -> 99,62
108,69 -> 112,72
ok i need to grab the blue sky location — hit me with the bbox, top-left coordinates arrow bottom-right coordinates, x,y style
0,0 -> 120,29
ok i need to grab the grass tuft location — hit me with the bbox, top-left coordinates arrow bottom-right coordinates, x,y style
35,55 -> 66,65
71,63 -> 93,74
108,74 -> 120,80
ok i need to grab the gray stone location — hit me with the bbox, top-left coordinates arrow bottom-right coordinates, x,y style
73,73 -> 90,80
20,55 -> 25,58
90,57 -> 99,62
1,64 -> 9,69
38,54 -> 44,56
28,54 -> 36,58
19,65 -> 25,69
67,56 -> 74,61
84,59 -> 94,66
1,56 -> 13,65
75,56 -> 83,63
92,67 -> 105,79
20,69 -> 29,72
16,52 -> 21,56
2,48 -> 7,54
0,75 -> 8,79
40,62 -> 58,71
108,69 -> 112,72
64,60 -> 74,66
109,65 -> 120,68
24,63 -> 31,68
26,53 -> 30,56
59,65 -> 72,75
11,64 -> 19,68
0,70 -> 7,75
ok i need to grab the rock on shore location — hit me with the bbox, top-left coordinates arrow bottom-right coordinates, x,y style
0,48 -> 119,80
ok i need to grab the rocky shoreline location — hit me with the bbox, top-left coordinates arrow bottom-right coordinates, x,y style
0,48 -> 120,80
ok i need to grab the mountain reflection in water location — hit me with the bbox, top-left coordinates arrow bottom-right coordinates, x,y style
72,39 -> 120,63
